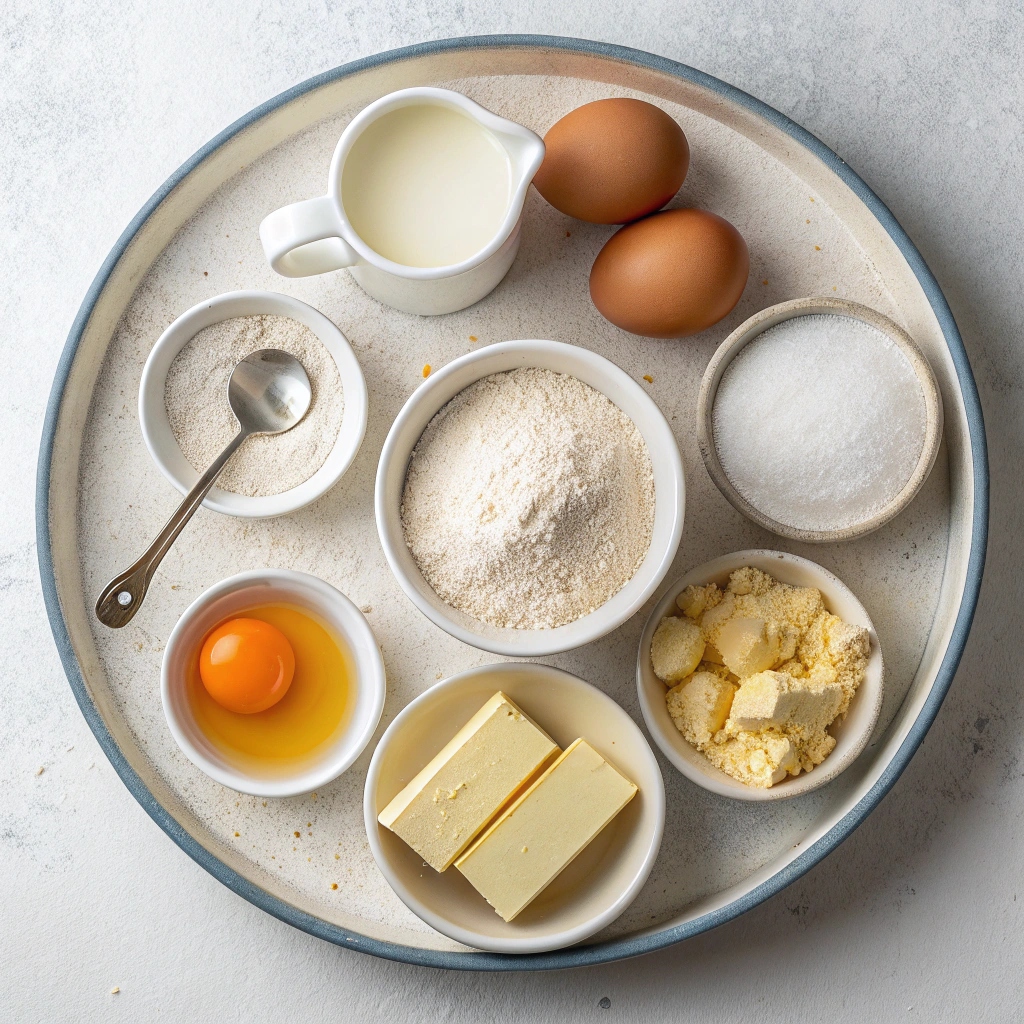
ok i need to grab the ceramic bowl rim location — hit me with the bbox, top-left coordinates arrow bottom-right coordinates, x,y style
160,568 -> 386,798
696,296 -> 944,543
138,289 -> 368,519
636,549 -> 885,801
363,662 -> 666,953
374,338 -> 685,658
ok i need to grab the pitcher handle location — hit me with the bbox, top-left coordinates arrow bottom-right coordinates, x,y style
259,195 -> 358,277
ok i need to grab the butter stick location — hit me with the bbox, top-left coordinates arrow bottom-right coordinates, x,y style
455,739 -> 638,922
378,692 -> 560,872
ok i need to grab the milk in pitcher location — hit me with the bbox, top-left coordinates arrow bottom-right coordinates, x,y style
341,104 -> 512,269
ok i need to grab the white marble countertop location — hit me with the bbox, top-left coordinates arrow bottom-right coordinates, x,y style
2,2 -> 1020,1021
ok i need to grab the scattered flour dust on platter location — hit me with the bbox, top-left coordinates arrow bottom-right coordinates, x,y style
164,314 -> 344,497
712,314 -> 927,533
400,367 -> 656,630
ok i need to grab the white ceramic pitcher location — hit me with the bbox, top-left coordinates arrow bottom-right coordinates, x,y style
259,88 -> 544,316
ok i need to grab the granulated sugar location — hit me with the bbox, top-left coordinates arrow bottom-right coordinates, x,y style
712,314 -> 926,532
401,367 -> 655,630
165,315 -> 343,497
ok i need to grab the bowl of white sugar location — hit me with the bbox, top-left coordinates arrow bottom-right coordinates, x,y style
697,297 -> 943,543
375,340 -> 685,658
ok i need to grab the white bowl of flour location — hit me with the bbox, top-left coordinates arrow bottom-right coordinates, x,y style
375,340 -> 685,658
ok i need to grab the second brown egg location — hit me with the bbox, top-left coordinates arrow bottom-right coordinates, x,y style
589,208 -> 749,338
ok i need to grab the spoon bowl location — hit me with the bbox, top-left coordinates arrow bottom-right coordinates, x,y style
228,349 -> 312,436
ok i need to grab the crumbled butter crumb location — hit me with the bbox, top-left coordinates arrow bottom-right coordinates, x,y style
651,616 -> 705,683
719,611 -> 800,677
676,583 -> 722,619
659,567 -> 870,788
706,731 -> 799,787
110,987 -> 120,995
666,672 -> 735,746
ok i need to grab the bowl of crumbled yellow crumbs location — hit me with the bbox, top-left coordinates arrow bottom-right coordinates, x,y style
636,550 -> 884,801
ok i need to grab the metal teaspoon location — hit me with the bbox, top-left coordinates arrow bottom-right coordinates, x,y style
95,348 -> 312,628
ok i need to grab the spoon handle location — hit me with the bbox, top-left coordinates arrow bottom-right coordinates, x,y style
95,429 -> 250,628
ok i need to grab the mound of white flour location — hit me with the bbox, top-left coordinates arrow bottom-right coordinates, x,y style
401,367 -> 656,630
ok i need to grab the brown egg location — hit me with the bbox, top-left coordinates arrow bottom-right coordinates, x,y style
533,99 -> 689,224
590,208 -> 749,338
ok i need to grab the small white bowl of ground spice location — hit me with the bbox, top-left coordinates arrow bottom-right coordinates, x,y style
139,291 -> 367,518
375,340 -> 685,658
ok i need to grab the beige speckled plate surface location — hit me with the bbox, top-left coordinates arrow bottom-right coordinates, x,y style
37,37 -> 987,970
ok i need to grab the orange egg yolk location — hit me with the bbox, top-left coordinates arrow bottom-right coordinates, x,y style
199,617 -> 295,714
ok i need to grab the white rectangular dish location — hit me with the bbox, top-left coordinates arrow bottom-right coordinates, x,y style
37,36 -> 986,969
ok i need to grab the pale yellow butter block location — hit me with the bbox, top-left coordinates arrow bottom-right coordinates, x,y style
378,692 -> 560,873
454,739 -> 638,922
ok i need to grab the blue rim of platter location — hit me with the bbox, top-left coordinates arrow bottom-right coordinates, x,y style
36,34 -> 989,970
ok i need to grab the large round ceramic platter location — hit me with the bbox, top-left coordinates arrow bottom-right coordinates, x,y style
37,36 -> 987,969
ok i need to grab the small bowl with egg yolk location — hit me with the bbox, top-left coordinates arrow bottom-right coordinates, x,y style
161,569 -> 385,798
